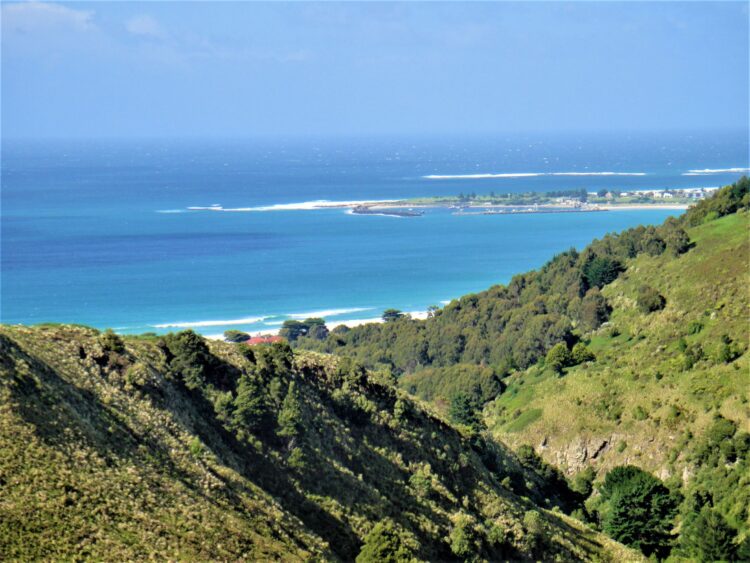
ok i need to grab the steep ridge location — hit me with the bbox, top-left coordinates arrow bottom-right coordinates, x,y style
0,326 -> 638,561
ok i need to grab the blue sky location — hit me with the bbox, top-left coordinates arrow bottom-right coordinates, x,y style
2,1 -> 748,138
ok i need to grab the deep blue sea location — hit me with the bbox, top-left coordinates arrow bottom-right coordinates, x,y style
2,131 -> 748,336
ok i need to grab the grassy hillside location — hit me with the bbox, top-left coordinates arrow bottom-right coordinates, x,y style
489,211 -> 748,474
0,325 -> 638,561
486,210 -> 750,547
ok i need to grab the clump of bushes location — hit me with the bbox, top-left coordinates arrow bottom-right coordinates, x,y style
448,513 -> 481,558
545,342 -> 595,374
636,286 -> 666,313
356,520 -> 419,563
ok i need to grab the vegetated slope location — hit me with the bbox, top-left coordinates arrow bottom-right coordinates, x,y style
297,197 -> 695,376
0,327 -> 638,561
487,209 -> 750,541
489,210 -> 748,474
295,177 -> 749,558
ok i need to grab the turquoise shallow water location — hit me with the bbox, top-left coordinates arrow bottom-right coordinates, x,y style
2,133 -> 746,335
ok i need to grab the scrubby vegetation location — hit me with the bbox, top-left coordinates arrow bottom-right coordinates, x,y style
0,325 -> 637,561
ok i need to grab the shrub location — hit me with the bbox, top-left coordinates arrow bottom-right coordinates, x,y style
356,520 -> 417,563
571,343 -> 595,364
287,447 -> 306,471
545,342 -> 572,373
188,436 -> 204,458
636,286 -> 666,313
580,288 -> 611,330
448,513 -> 479,558
571,466 -> 596,497
99,329 -> 125,354
409,464 -> 434,499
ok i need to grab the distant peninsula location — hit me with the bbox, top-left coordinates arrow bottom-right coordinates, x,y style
341,187 -> 712,216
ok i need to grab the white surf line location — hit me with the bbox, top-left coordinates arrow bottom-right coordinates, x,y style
152,316 -> 269,329
423,171 -> 647,179
682,167 -> 750,176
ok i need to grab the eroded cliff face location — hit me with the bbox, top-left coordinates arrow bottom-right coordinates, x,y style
535,432 -> 684,478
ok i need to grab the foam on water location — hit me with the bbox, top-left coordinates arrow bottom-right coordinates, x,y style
683,167 -> 750,176
152,316 -> 269,328
423,171 -> 647,179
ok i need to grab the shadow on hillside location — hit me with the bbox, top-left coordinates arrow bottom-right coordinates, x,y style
0,333 -> 354,560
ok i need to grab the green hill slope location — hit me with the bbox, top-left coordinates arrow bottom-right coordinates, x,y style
486,209 -> 750,550
488,210 -> 748,474
0,326 -> 638,561
293,178 -> 749,558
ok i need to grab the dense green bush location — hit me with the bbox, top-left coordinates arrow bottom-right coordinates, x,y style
99,329 -> 125,354
545,343 -> 572,373
356,520 -> 418,563
161,330 -> 235,390
636,285 -> 666,313
223,330 -> 250,342
679,506 -> 738,561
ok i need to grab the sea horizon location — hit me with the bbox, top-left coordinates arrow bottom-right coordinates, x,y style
2,130 -> 747,337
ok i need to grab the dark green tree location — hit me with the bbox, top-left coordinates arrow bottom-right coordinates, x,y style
582,256 -> 623,289
680,506 -> 738,562
382,309 -> 405,322
232,372 -> 273,436
305,318 -> 330,340
279,320 -> 308,342
277,381 -> 303,439
449,392 -> 482,429
223,330 -> 250,342
163,330 -> 215,389
598,466 -> 679,558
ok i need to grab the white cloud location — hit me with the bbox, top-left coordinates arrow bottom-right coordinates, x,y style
125,15 -> 163,38
1,1 -> 94,33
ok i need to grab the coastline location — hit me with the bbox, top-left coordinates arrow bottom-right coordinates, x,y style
205,310 -> 431,341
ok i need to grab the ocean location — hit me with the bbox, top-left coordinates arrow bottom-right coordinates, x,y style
2,130 -> 747,337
